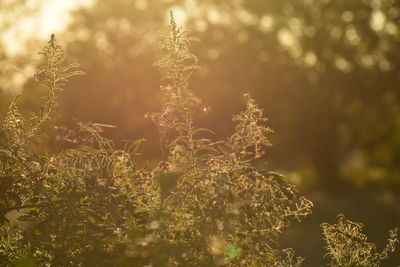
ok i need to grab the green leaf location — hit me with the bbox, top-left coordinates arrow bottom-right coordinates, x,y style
16,256 -> 37,267
0,153 -> 15,162
0,176 -> 15,192
91,122 -> 117,128
167,135 -> 187,148
7,192 -> 22,206
103,139 -> 115,151
78,145 -> 96,152
216,145 -> 230,155
127,138 -> 146,155
16,214 -> 37,222
28,207 -> 40,217
193,128 -> 215,135
196,146 -> 220,154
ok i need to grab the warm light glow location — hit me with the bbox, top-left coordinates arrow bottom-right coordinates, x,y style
169,6 -> 188,26
370,9 -> 386,32
1,0 -> 95,55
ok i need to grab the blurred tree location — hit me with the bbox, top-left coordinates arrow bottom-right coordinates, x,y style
57,0 -> 400,190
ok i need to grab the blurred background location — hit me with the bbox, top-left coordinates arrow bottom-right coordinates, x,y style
1,0 -> 400,265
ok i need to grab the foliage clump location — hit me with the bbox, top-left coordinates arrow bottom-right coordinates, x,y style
147,12 -> 313,266
0,34 -> 146,266
321,214 -> 398,267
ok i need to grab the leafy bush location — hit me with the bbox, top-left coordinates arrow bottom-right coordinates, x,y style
321,215 -> 398,267
0,12 -> 397,267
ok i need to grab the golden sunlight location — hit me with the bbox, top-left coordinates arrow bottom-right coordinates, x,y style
1,0 -> 94,55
